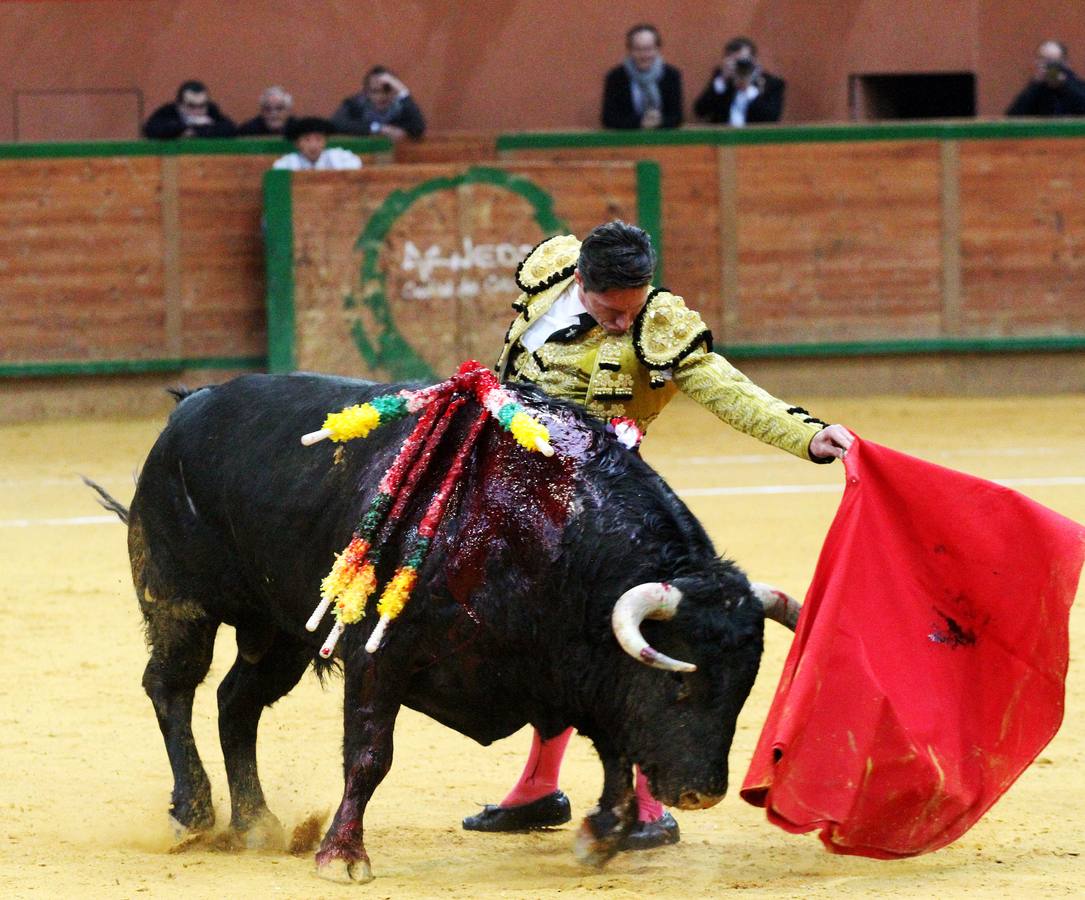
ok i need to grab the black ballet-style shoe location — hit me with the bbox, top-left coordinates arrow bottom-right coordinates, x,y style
619,811 -> 681,851
462,790 -> 572,832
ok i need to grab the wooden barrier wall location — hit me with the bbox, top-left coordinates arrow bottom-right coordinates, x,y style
274,162 -> 645,381
498,129 -> 1085,350
3,123 -> 1085,396
401,126 -> 1085,351
0,137 -> 389,376
0,153 -> 278,368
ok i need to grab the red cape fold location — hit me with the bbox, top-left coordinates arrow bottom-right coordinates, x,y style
740,437 -> 1084,858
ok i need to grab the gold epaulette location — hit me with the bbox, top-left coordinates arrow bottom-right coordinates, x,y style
633,289 -> 712,376
513,235 -> 582,304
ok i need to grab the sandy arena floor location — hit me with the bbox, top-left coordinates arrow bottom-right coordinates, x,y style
1,392 -> 1083,899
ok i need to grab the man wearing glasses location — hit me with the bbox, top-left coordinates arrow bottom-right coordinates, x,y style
237,85 -> 295,137
143,80 -> 237,140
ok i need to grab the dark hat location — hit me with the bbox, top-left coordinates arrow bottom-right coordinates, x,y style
285,116 -> 334,141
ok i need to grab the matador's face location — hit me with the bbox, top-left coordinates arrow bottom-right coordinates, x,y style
575,270 -> 649,336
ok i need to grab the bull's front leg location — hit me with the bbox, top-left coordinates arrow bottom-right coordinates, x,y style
574,750 -> 636,867
315,652 -> 402,884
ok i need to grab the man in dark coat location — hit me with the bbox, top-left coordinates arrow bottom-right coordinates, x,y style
236,85 -> 295,136
601,23 -> 683,130
143,80 -> 236,139
330,66 -> 426,141
1006,39 -> 1085,117
694,36 -> 785,126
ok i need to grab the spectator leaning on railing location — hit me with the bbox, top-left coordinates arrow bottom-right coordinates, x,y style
601,23 -> 683,130
143,80 -> 236,139
237,85 -> 295,136
330,66 -> 426,141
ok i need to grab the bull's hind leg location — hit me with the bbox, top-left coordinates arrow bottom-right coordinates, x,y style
216,627 -> 313,847
141,605 -> 219,838
316,655 -> 402,884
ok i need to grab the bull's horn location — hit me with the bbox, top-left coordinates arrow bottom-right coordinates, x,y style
611,583 -> 697,673
750,582 -> 801,631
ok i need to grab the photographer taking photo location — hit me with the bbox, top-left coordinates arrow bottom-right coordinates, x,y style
331,66 -> 427,141
694,36 -> 785,126
1006,39 -> 1085,117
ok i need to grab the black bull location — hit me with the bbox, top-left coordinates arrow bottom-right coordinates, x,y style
122,372 -> 786,883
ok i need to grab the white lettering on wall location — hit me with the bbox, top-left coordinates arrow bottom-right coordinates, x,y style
398,238 -> 534,301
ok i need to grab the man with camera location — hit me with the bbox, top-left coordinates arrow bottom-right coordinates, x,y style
330,66 -> 427,141
1006,40 -> 1085,117
694,36 -> 785,127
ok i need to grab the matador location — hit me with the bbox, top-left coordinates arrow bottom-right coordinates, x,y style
464,220 -> 852,850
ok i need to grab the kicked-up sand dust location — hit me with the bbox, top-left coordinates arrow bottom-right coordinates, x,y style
1,392 -> 1083,899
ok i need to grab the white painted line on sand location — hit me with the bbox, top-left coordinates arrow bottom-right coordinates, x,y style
995,476 -> 1085,488
0,476 -> 133,487
672,446 -> 1067,466
3,477 -> 1083,527
679,483 -> 841,497
678,475 -> 1085,498
0,515 -> 121,528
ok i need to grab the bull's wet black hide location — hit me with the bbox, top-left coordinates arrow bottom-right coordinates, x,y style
126,373 -> 766,867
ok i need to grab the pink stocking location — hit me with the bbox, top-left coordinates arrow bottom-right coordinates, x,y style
500,727 -> 574,807
634,767 -> 664,822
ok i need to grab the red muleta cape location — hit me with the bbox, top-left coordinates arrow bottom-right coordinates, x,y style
741,437 -> 1085,858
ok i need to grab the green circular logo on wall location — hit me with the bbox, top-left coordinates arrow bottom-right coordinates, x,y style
345,166 -> 567,381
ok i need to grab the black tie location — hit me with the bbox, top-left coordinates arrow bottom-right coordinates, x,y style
546,312 -> 597,343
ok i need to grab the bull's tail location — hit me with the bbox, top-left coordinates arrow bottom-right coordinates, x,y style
81,476 -> 129,525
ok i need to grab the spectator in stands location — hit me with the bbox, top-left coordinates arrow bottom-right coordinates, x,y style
272,117 -> 362,170
143,80 -> 236,139
1006,39 -> 1085,116
237,85 -> 295,136
330,67 -> 426,141
602,23 -> 683,130
694,37 -> 785,126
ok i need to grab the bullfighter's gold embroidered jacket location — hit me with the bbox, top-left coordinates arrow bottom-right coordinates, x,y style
495,235 -> 827,461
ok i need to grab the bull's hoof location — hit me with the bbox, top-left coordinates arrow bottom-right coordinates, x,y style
167,816 -> 211,851
236,810 -> 285,850
619,811 -> 680,851
168,814 -> 212,851
168,790 -> 215,839
315,855 -> 374,884
572,816 -> 622,869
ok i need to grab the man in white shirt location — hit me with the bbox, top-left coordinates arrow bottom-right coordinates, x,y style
272,117 -> 362,171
